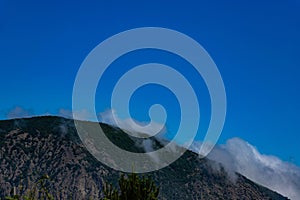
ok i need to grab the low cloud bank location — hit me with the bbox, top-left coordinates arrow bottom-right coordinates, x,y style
191,138 -> 300,200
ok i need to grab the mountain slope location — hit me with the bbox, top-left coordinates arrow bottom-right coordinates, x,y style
0,116 -> 288,199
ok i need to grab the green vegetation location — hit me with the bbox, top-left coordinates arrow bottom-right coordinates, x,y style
102,173 -> 159,200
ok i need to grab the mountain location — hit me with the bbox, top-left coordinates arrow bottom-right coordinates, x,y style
0,116 -> 289,199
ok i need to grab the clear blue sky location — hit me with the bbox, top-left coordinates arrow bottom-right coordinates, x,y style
0,1 -> 299,165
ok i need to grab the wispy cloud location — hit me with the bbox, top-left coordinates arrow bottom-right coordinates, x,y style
57,108 -> 167,137
98,109 -> 166,137
6,106 -> 34,119
191,138 -> 300,199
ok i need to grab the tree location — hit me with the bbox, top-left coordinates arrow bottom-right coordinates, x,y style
102,173 -> 159,200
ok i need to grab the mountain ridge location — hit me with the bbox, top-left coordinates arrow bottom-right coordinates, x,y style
0,116 -> 289,199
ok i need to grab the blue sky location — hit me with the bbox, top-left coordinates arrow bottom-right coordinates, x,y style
0,1 -> 299,165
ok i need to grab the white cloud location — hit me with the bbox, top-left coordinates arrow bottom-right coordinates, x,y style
98,109 -> 166,137
98,109 -> 118,125
191,138 -> 300,200
6,106 -> 34,119
57,108 -> 167,137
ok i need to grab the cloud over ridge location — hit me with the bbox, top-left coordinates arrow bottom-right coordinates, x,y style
194,138 -> 300,200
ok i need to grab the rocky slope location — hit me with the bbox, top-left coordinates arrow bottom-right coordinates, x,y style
0,116 -> 289,199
